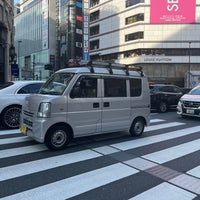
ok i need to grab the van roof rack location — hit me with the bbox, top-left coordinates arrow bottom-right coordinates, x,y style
77,60 -> 144,77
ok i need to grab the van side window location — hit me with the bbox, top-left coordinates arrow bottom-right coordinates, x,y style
70,76 -> 97,98
104,78 -> 126,97
130,78 -> 142,97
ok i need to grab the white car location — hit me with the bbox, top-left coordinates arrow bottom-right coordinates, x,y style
177,84 -> 200,117
0,80 -> 45,129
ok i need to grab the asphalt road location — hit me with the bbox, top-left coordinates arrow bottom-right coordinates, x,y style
0,111 -> 200,200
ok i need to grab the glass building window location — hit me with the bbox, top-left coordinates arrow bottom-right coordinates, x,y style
90,10 -> 99,22
125,32 -> 144,42
125,13 -> 144,25
90,40 -> 99,50
90,0 -> 99,7
126,0 -> 144,8
90,25 -> 99,36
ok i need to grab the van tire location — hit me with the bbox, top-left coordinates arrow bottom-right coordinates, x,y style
45,125 -> 71,150
129,118 -> 145,137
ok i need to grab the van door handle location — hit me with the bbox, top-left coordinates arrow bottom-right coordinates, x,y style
93,102 -> 100,108
104,102 -> 110,107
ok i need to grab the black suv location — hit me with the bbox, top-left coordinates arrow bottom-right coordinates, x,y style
150,84 -> 184,113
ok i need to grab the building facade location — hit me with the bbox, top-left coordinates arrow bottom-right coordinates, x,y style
89,0 -> 200,87
0,0 -> 15,84
14,0 -> 85,80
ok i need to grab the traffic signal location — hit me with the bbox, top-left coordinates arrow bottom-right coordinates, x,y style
44,64 -> 53,70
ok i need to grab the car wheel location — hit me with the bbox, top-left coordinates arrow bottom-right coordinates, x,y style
45,125 -> 71,150
129,118 -> 145,136
1,106 -> 21,129
158,102 -> 167,113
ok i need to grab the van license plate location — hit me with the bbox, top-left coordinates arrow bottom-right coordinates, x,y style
21,124 -> 27,135
186,109 -> 194,114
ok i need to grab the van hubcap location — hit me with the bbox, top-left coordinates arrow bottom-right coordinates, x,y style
52,131 -> 67,147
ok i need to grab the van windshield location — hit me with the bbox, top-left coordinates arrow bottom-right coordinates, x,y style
39,73 -> 74,95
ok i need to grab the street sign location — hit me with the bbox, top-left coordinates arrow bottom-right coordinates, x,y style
11,64 -> 19,78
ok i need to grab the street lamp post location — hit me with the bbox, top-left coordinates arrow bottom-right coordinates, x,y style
17,40 -> 22,79
188,42 -> 191,88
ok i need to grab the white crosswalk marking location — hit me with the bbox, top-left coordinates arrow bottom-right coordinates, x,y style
0,136 -> 32,145
0,116 -> 200,199
129,182 -> 196,200
142,138 -> 200,164
111,126 -> 200,151
0,150 -> 102,181
0,145 -> 47,159
1,163 -> 139,200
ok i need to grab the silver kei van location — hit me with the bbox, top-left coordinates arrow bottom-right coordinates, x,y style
20,61 -> 150,150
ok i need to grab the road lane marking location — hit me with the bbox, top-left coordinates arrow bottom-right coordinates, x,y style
129,182 -> 196,200
0,145 -> 47,159
1,163 -> 139,200
0,137 -> 32,145
0,150 -> 102,181
111,126 -> 200,151
187,166 -> 200,178
145,122 -> 184,132
142,138 -> 200,164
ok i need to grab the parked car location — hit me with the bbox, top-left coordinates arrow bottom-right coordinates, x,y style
0,80 -> 45,129
150,84 -> 185,113
177,84 -> 200,117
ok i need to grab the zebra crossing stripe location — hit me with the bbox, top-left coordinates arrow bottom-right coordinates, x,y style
0,150 -> 102,181
0,136 -> 32,145
0,129 -> 20,135
1,163 -> 139,200
150,119 -> 165,123
145,122 -> 184,132
0,145 -> 47,159
129,182 -> 196,200
142,138 -> 200,164
187,166 -> 200,178
111,126 -> 200,151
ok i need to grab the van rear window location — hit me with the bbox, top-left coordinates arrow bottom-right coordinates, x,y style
130,78 -> 141,97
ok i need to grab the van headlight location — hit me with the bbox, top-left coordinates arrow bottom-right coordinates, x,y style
37,102 -> 51,118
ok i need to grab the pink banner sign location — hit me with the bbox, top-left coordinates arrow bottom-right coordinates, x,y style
150,0 -> 196,23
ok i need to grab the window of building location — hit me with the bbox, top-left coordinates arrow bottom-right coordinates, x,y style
126,0 -> 144,8
90,40 -> 99,50
90,0 -> 99,7
130,78 -> 141,97
90,25 -> 99,36
125,13 -> 144,25
90,10 -> 100,22
104,78 -> 127,97
125,32 -> 144,42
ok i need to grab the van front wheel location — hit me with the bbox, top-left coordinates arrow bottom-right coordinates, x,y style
45,126 -> 71,150
130,118 -> 145,137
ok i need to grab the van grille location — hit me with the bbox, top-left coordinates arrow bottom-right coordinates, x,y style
182,101 -> 200,108
23,118 -> 33,127
23,110 -> 34,117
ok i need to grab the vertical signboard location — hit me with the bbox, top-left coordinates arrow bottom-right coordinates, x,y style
83,0 -> 89,60
42,0 -> 48,49
150,0 -> 196,23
